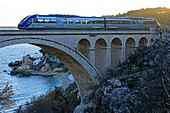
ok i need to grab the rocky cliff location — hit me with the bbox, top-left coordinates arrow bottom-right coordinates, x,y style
75,38 -> 170,113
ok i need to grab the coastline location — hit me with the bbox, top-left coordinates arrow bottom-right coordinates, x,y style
54,72 -> 74,90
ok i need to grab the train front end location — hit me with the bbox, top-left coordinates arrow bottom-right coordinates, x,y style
18,15 -> 37,29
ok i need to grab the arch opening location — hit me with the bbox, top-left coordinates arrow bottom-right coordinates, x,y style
125,38 -> 136,58
77,39 -> 91,60
139,37 -> 148,47
111,38 -> 122,68
95,39 -> 107,75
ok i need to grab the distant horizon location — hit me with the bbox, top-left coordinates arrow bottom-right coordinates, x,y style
0,0 -> 170,26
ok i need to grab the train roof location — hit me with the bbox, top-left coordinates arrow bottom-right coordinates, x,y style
33,14 -> 156,20
37,14 -> 79,18
36,14 -> 103,18
105,17 -> 155,20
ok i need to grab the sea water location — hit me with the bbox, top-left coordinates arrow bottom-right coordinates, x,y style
0,44 -> 62,112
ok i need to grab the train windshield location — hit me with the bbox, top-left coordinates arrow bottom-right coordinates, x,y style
28,19 -> 32,24
20,16 -> 31,23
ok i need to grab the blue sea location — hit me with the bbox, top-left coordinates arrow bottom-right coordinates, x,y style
0,44 -> 63,112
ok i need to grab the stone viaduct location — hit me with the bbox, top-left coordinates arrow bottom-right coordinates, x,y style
0,29 -> 159,97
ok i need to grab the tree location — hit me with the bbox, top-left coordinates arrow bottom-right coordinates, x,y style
0,83 -> 14,109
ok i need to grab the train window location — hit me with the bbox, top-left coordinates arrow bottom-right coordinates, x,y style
96,20 -> 104,24
37,18 -> 44,23
50,19 -> 56,23
107,20 -> 130,24
89,20 -> 94,24
68,20 -> 74,24
91,20 -> 104,24
107,20 -> 113,24
75,20 -> 81,24
107,20 -> 121,24
36,18 -> 56,23
132,21 -> 139,24
81,20 -> 86,24
87,20 -> 92,24
91,20 -> 96,24
33,19 -> 37,23
28,19 -> 32,24
123,21 -> 131,24
85,20 -> 91,24
44,19 -> 50,23
143,21 -> 155,25
75,19 -> 104,24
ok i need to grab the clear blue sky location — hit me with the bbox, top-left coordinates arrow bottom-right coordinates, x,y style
0,0 -> 169,26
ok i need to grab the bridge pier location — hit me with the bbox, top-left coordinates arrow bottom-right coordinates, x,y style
106,45 -> 111,70
121,46 -> 126,62
89,48 -> 95,66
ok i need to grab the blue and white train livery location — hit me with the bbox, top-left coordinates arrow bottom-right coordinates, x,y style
18,14 -> 160,30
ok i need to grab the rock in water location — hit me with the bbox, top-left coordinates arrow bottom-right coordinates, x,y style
22,55 -> 33,66
16,64 -> 30,72
40,63 -> 51,72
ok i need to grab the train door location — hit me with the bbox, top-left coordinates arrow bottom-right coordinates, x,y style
26,18 -> 34,28
54,18 -> 64,28
60,18 -> 67,28
30,18 -> 35,28
132,20 -> 139,28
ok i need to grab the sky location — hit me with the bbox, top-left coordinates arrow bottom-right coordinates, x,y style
0,0 -> 169,26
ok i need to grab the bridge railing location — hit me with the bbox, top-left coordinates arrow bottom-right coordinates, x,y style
0,26 -> 18,30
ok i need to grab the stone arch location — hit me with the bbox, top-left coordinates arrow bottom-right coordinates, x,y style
139,37 -> 148,47
125,37 -> 136,58
95,38 -> 107,75
111,38 -> 122,68
77,39 -> 91,60
0,37 -> 101,97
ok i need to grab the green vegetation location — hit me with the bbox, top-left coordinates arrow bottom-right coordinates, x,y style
107,7 -> 170,26
15,83 -> 80,113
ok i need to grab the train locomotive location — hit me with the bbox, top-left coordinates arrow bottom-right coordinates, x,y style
18,14 -> 160,30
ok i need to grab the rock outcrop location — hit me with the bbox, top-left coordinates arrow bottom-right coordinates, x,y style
74,38 -> 170,113
8,49 -> 68,76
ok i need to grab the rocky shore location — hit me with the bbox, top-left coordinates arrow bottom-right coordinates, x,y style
8,49 -> 74,91
8,49 -> 68,76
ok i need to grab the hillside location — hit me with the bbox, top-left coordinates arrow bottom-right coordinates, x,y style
75,37 -> 170,113
109,7 -> 170,26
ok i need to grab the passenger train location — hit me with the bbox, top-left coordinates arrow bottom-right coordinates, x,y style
18,14 -> 160,30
